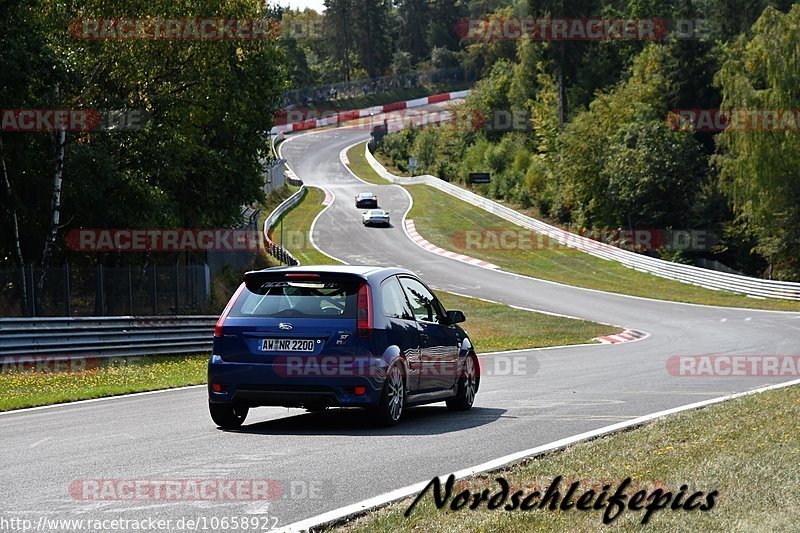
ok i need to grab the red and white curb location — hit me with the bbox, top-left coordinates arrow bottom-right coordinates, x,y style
404,220 -> 498,270
321,188 -> 334,206
340,149 -> 350,166
270,90 -> 470,135
594,329 -> 648,344
285,167 -> 299,181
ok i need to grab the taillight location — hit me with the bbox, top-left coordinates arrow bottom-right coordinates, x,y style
214,283 -> 245,337
285,273 -> 321,280
357,283 -> 373,337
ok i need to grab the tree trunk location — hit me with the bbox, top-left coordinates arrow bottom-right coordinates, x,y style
37,124 -> 66,301
0,134 -> 28,313
557,41 -> 566,130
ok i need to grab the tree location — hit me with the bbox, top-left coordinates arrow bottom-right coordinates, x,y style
602,120 -> 706,229
324,0 -> 354,81
397,0 -> 431,62
352,0 -> 393,77
555,44 -> 677,227
427,0 -> 465,51
714,5 -> 800,279
1,0 -> 287,307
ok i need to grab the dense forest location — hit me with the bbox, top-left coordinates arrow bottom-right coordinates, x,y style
367,0 -> 800,280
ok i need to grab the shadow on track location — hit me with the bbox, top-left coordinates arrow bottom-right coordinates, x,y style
225,406 -> 506,436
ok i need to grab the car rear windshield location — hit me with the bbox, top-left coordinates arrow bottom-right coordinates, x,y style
230,280 -> 359,319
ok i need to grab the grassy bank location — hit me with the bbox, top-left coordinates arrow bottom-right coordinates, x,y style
270,186 -> 340,266
435,292 -> 614,353
404,184 -> 800,311
347,143 -> 390,185
337,383 -> 800,532
0,354 -> 208,412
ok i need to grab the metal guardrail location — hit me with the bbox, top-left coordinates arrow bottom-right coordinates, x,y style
0,316 -> 216,359
364,145 -> 800,301
0,134 -> 302,361
263,184 -> 305,266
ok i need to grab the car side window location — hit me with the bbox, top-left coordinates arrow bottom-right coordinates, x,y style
381,277 -> 413,320
399,277 -> 446,324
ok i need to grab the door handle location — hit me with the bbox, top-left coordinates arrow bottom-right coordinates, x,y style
419,333 -> 429,342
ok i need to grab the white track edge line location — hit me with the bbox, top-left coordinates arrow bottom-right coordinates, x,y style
280,377 -> 800,532
0,384 -> 206,416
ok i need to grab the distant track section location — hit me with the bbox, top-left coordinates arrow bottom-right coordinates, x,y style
270,90 -> 470,135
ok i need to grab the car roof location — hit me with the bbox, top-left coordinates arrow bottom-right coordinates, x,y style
357,192 -> 374,197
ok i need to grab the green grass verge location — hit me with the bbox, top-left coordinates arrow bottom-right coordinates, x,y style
338,383 -> 800,532
435,292 -> 614,353
258,183 -> 301,245
271,186 -> 341,266
404,184 -> 800,311
347,143 -> 390,185
0,354 -> 208,412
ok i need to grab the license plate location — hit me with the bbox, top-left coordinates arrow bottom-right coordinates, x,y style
262,338 -> 315,352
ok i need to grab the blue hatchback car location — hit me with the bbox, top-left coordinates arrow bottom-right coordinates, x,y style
208,265 -> 479,427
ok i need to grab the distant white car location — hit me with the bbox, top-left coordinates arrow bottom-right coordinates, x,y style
362,209 -> 390,227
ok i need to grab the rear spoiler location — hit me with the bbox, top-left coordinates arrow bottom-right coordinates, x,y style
242,270 -> 367,294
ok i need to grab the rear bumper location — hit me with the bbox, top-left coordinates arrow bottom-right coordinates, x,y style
207,355 -> 386,407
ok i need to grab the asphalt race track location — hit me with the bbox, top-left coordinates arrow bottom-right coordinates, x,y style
3,118 -> 800,531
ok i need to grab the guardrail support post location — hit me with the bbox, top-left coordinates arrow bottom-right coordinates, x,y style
96,263 -> 105,316
29,264 -> 36,317
175,262 -> 180,314
128,265 -> 134,315
64,263 -> 71,317
152,263 -> 158,315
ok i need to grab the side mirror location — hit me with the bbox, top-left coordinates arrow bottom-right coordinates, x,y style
446,310 -> 466,325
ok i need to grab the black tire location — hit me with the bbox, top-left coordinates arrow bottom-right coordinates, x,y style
447,354 -> 479,411
371,364 -> 405,426
209,402 -> 248,429
304,401 -> 328,413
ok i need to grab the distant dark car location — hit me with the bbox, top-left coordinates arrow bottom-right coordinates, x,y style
208,266 -> 478,427
355,192 -> 378,208
362,209 -> 390,227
